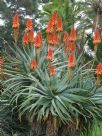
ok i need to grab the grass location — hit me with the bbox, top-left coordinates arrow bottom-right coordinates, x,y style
91,126 -> 102,136
81,123 -> 102,136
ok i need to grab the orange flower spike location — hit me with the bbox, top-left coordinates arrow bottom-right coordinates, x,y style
51,10 -> 57,25
70,42 -> 76,53
93,29 -> 101,45
96,64 -> 102,75
22,33 -> 29,46
46,47 -> 54,61
34,32 -> 42,48
12,13 -> 19,29
31,59 -> 37,69
70,27 -> 76,42
46,19 -> 54,33
26,18 -> 33,31
52,33 -> 59,45
65,43 -> 70,54
63,32 -> 69,42
28,31 -> 34,43
57,17 -> 63,32
49,64 -> 56,76
68,53 -> 75,68
47,34 -> 53,45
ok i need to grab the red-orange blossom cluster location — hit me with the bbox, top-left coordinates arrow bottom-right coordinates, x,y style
12,11 -> 102,77
93,28 -> 102,75
12,11 -> 76,76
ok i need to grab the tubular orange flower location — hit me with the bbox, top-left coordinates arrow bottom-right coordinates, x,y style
70,42 -> 75,53
26,18 -> 33,31
46,19 -> 54,33
49,64 -> 56,76
63,32 -> 69,42
46,47 -> 54,61
65,43 -> 70,54
51,10 -> 57,25
22,33 -> 29,46
47,34 -> 53,45
65,42 -> 75,54
31,59 -> 37,69
56,17 -> 63,32
12,13 -> 19,29
34,32 -> 42,48
96,64 -> 102,75
93,29 -> 101,45
28,30 -> 34,43
70,27 -> 76,42
52,33 -> 59,45
68,53 -> 75,68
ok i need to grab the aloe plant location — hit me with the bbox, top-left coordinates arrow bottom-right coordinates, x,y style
1,3 -> 102,136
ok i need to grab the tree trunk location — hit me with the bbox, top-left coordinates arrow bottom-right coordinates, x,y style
46,115 -> 58,136
59,122 -> 80,136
